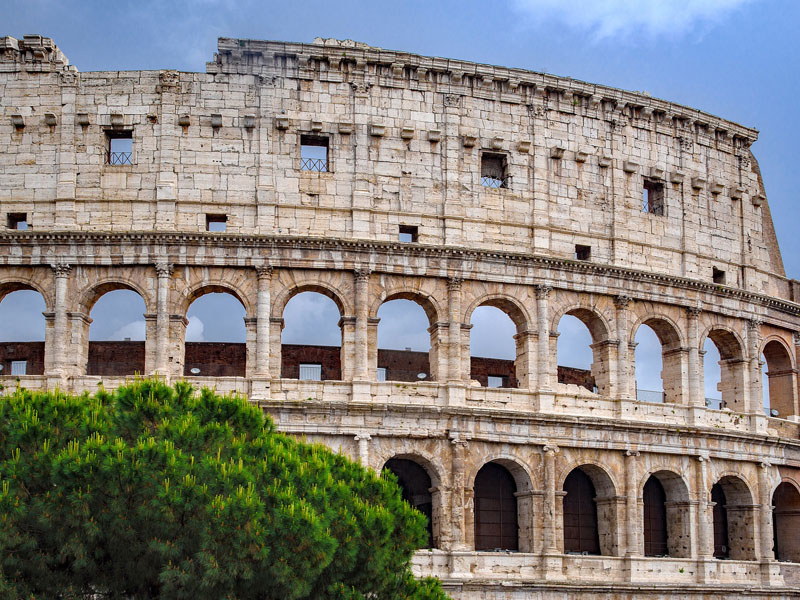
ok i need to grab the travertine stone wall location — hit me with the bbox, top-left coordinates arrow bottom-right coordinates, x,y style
2,35 -> 800,599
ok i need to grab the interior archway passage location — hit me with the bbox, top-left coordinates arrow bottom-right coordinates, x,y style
773,482 -> 800,562
474,462 -> 518,551
712,483 -> 729,558
643,476 -> 668,557
383,458 -> 433,548
563,468 -> 600,554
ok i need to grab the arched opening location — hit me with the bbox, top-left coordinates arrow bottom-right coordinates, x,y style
773,482 -> 800,562
470,304 -> 518,388
560,463 -> 620,556
88,289 -> 146,376
711,476 -> 756,560
281,291 -> 342,380
184,292 -> 246,377
702,329 -> 746,412
556,310 -> 608,394
0,288 -> 46,376
376,298 -> 433,382
762,340 -> 795,419
643,471 -> 691,558
382,458 -> 434,548
633,319 -> 684,404
474,462 -> 518,551
563,469 -> 600,554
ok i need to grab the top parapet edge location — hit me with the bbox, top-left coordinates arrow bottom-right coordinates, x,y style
207,37 -> 758,143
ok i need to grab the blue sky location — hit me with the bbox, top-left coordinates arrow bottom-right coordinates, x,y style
1,0 -> 791,399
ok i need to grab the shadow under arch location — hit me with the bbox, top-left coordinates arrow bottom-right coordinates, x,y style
273,281 -> 349,321
761,337 -> 796,418
553,304 -> 613,395
773,479 -> 800,562
0,279 -> 53,310
183,282 -> 252,318
631,315 -> 685,404
559,462 -> 620,556
382,453 -> 442,549
641,469 -> 692,558
711,474 -> 757,560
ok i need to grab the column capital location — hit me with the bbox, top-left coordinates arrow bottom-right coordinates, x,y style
255,265 -> 273,280
447,276 -> 463,291
613,294 -> 631,309
354,433 -> 372,442
685,306 -> 702,318
625,449 -> 640,458
354,267 -> 372,282
759,461 -> 772,470
747,318 -> 763,331
535,284 -> 552,298
50,262 -> 71,278
793,331 -> 800,347
543,444 -> 559,455
155,262 -> 173,278
449,432 -> 470,446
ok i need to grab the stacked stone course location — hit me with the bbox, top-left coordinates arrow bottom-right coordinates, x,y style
2,35 -> 800,598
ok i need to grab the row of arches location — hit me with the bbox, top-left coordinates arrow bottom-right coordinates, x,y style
382,456 -> 800,562
2,272 -> 797,418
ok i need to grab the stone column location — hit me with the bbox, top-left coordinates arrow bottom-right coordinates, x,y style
686,307 -> 702,407
614,295 -> 631,399
255,266 -> 273,376
542,444 -> 558,553
536,285 -> 553,390
625,449 -> 641,556
154,262 -> 172,375
514,329 -> 538,389
758,462 -> 775,561
354,433 -> 371,467
447,278 -> 463,382
354,269 -> 371,380
747,318 -> 763,415
51,263 -> 71,376
695,455 -> 712,558
450,435 -> 469,550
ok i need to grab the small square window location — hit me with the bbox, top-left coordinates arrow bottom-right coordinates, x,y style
575,245 -> 591,261
643,179 -> 664,215
299,363 -> 322,381
481,152 -> 508,188
713,267 -> 726,285
376,367 -> 387,382
206,214 -> 227,232
399,225 -> 418,243
301,135 -> 329,172
487,375 -> 505,388
106,130 -> 133,165
10,360 -> 27,376
7,213 -> 28,230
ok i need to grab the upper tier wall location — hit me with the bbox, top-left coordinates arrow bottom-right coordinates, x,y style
0,35 -> 790,298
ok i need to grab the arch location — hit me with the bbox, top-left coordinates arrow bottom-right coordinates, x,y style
711,475 -> 756,560
559,462 -> 620,556
773,481 -> 800,562
464,294 -> 530,333
630,314 -> 684,349
552,304 -> 612,343
183,291 -> 248,377
701,326 -> 745,361
554,304 -> 612,395
0,279 -> 53,311
701,326 -> 747,412
79,278 -> 153,316
382,457 -> 436,548
761,337 -> 796,418
631,316 -> 685,404
370,288 -> 441,325
474,461 -> 519,551
183,281 -> 251,317
274,281 -> 349,321
466,454 -> 535,493
280,289 -> 344,381
641,469 -> 692,558
0,288 -> 47,376
87,288 -> 148,376
376,296 -> 435,382
469,303 -> 519,388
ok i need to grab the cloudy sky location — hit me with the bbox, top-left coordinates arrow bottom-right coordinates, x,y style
2,0 -> 789,401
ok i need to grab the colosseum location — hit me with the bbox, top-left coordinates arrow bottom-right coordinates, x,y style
1,34 -> 800,598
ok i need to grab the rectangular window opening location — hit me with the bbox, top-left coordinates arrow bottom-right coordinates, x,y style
106,130 -> 133,165
300,134 -> 329,172
481,152 -> 508,188
643,179 -> 664,215
206,214 -> 227,232
575,244 -> 591,261
299,363 -> 322,381
487,375 -> 505,388
399,225 -> 418,243
712,267 -> 726,285
376,367 -> 387,382
10,360 -> 27,376
7,213 -> 28,230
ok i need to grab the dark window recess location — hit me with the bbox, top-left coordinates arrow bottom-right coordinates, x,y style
713,267 -> 726,285
384,458 -> 434,548
206,214 -> 227,232
106,130 -> 133,165
643,179 -> 664,215
563,469 -> 600,554
481,152 -> 508,188
300,135 -> 329,172
399,225 -> 418,242
643,476 -> 669,556
712,483 -> 729,559
474,462 -> 518,551
7,213 -> 28,230
575,244 -> 591,261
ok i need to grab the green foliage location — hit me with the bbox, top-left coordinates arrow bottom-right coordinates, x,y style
0,380 -> 449,600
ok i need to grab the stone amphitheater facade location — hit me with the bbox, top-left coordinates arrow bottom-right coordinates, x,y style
2,34 -> 800,598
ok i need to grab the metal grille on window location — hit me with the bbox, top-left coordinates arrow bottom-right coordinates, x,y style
301,135 -> 329,172
299,363 -> 322,381
106,133 -> 133,165
481,153 -> 508,188
376,367 -> 387,382
10,360 -> 27,376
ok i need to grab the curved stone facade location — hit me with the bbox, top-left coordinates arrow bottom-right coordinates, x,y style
2,34 -> 800,598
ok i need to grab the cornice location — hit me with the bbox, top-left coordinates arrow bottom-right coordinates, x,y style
2,230 -> 798,317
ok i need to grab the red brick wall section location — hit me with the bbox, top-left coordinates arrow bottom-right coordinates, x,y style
281,344 -> 341,380
0,342 -> 45,375
87,341 -> 145,376
184,342 -> 246,377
